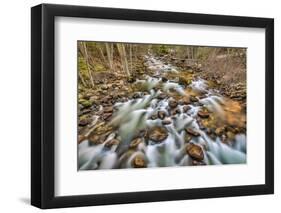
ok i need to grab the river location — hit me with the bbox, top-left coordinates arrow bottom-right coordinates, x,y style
78,54 -> 246,170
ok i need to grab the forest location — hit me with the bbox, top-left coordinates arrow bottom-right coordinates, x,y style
78,41 -> 247,170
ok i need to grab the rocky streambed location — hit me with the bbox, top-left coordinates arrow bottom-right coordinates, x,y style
78,54 -> 247,170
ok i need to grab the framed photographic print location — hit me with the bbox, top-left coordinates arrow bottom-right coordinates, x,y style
31,3 -> 274,209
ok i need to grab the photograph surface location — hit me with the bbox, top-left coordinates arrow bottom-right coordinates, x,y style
78,41 -> 247,170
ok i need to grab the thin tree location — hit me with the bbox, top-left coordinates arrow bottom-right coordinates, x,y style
81,42 -> 95,87
117,43 -> 130,77
105,43 -> 114,71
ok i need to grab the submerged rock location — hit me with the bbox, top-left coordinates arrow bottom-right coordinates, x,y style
186,142 -> 204,161
148,126 -> 168,142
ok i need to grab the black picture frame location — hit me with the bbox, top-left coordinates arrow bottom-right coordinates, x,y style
31,3 -> 274,209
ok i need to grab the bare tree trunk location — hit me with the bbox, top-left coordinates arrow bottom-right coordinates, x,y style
78,72 -> 87,87
105,43 -> 114,71
97,45 -> 107,67
110,43 -> 115,72
129,44 -> 133,73
117,43 -> 130,77
82,42 -> 95,88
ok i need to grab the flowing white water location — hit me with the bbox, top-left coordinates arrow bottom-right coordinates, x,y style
78,55 -> 246,170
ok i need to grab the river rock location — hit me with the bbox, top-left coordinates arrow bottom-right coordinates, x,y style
103,106 -> 113,113
79,118 -> 91,126
192,160 -> 206,166
215,126 -> 225,136
150,114 -> 158,120
226,131 -> 235,141
168,98 -> 178,108
186,142 -> 204,161
88,134 -> 104,145
161,77 -> 168,82
171,107 -> 181,115
179,97 -> 190,105
148,126 -> 168,142
158,111 -> 166,120
185,128 -> 200,137
183,105 -> 191,112
190,96 -> 199,102
105,139 -> 120,148
131,155 -> 146,168
197,110 -> 209,118
129,138 -> 143,149
102,113 -> 112,121
184,134 -> 192,143
162,119 -> 172,125
157,93 -> 167,100
132,93 -> 141,99
101,85 -> 108,90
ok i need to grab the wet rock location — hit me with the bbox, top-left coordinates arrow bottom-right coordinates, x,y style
78,135 -> 85,144
226,131 -> 235,141
157,93 -> 167,100
197,110 -> 209,118
186,142 -> 204,161
171,107 -> 181,115
150,114 -> 158,120
79,118 -> 91,126
148,126 -> 168,142
129,138 -> 143,149
102,113 -> 112,121
89,134 -> 104,145
197,119 -> 206,130
103,106 -> 113,113
132,93 -> 141,99
161,77 -> 168,82
184,135 -> 192,143
162,119 -> 172,125
183,105 -> 191,113
101,96 -> 111,104
127,76 -> 136,83
179,97 -> 190,105
178,76 -> 192,85
158,111 -> 166,120
215,126 -> 225,136
185,128 -> 200,137
81,108 -> 92,115
168,98 -> 178,108
190,96 -> 199,102
105,139 -> 120,148
192,160 -> 206,166
132,155 -> 146,168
